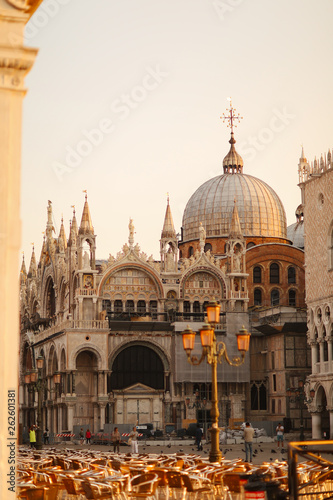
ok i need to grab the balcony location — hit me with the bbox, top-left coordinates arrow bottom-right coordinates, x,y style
75,288 -> 97,297
32,318 -> 109,343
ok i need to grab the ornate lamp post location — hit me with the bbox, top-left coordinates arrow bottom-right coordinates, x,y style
25,356 -> 61,449
286,380 -> 315,441
182,299 -> 251,463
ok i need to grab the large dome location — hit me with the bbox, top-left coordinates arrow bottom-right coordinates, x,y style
182,173 -> 287,242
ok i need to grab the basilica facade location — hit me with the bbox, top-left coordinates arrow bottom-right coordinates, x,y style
19,119 -> 309,438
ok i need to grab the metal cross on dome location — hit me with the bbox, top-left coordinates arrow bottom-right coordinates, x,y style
220,98 -> 243,134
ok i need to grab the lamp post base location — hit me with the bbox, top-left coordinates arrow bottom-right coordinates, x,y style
35,428 -> 43,450
209,449 -> 222,463
209,427 -> 222,463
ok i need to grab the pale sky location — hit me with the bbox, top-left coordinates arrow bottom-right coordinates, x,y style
21,0 -> 333,263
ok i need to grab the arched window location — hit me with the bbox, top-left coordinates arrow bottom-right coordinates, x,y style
271,289 -> 280,306
253,266 -> 262,283
288,267 -> 296,283
149,300 -> 157,319
114,300 -> 123,312
270,263 -> 280,283
259,383 -> 267,410
193,301 -> 201,313
254,288 -> 262,306
251,382 -> 267,411
45,279 -> 56,318
288,290 -> 296,307
251,384 -> 258,410
204,243 -> 212,253
184,301 -> 191,320
126,300 -> 134,314
188,246 -> 194,257
137,300 -> 146,314
314,328 -> 320,363
247,242 -> 255,249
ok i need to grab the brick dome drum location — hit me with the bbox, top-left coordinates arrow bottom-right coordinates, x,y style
182,173 -> 287,242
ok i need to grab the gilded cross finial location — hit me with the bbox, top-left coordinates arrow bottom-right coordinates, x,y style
220,97 -> 243,134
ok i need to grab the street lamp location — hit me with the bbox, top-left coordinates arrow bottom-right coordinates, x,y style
25,357 -> 61,449
182,299 -> 251,463
287,380 -> 314,441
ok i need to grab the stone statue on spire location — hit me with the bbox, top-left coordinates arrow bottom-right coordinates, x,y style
199,222 -> 206,254
128,218 -> 135,248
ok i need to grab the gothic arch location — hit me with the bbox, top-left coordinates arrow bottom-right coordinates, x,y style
69,343 -> 105,371
47,344 -> 58,376
60,348 -> 66,371
180,267 -> 226,300
98,263 -> 164,299
108,339 -> 170,374
43,276 -> 56,318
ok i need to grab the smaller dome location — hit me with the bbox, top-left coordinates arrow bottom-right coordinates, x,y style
287,221 -> 304,249
223,133 -> 243,173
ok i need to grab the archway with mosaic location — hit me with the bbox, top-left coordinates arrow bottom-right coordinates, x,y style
181,270 -> 226,321
99,265 -> 163,320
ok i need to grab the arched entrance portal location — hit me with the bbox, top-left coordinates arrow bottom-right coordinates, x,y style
109,345 -> 166,428
312,385 -> 330,439
75,350 -> 98,429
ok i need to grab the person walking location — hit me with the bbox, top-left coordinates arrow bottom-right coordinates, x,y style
111,427 -> 121,453
29,426 -> 36,449
195,423 -> 203,451
129,426 -> 139,454
276,423 -> 284,448
43,428 -> 50,445
243,422 -> 255,463
86,428 -> 91,444
79,428 -> 84,445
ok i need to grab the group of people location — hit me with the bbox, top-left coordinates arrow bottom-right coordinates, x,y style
79,428 -> 92,445
243,422 -> 284,462
29,421 -> 285,460
29,426 -> 50,448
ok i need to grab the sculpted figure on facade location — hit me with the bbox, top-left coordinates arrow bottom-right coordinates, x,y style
108,253 -> 115,265
166,247 -> 175,272
148,255 -> 154,266
122,243 -> 129,255
83,251 -> 90,270
199,222 -> 206,242
128,218 -> 135,247
58,236 -> 65,254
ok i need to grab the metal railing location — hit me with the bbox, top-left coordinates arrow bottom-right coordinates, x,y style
288,440 -> 333,500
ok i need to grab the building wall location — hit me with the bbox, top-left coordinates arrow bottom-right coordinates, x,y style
302,161 -> 333,438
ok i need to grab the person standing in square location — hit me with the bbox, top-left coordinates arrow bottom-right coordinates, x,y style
243,422 -> 255,462
276,423 -> 284,448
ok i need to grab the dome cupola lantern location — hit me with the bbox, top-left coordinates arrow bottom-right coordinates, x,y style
221,99 -> 243,174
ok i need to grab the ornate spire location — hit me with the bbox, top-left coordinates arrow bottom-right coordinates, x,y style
79,191 -> 94,235
71,205 -> 78,235
221,98 -> 244,174
229,198 -> 242,239
28,245 -> 37,278
20,253 -> 27,284
58,217 -> 67,251
161,195 -> 176,239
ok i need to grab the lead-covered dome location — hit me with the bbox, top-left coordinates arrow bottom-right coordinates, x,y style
182,172 -> 287,242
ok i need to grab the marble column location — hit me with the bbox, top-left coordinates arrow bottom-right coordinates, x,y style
0,3 -> 41,497
311,412 -> 322,440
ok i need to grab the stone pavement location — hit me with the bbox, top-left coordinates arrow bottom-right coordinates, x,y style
48,437 -> 290,465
